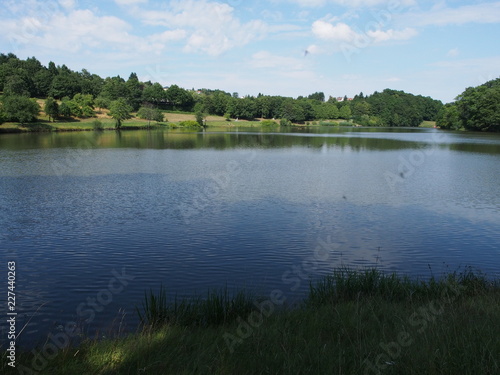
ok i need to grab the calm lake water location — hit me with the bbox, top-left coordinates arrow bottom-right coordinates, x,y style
1,126 -> 499,348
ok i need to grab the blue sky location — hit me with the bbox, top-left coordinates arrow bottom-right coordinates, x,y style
1,0 -> 499,103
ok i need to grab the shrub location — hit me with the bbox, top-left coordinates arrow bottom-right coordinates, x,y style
92,119 -> 103,131
261,120 -> 278,127
179,120 -> 202,129
280,118 -> 292,126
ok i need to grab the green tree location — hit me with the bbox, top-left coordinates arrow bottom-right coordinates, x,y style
436,103 -> 460,130
137,105 -> 164,126
280,98 -> 305,123
339,105 -> 352,120
33,69 -> 54,97
44,97 -> 59,122
2,95 -> 40,124
3,75 -> 30,97
166,85 -> 193,110
455,79 -> 500,132
308,92 -> 325,102
100,76 -> 129,102
109,98 -> 132,129
142,83 -> 166,107
126,72 -> 144,110
95,96 -> 110,110
195,110 -> 206,127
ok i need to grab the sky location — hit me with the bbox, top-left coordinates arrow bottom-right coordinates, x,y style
1,0 -> 499,103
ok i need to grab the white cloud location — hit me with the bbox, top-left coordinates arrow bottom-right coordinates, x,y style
312,21 -> 359,42
398,2 -> 500,27
58,0 -> 75,9
4,8 -> 173,57
312,20 -> 417,45
131,0 -> 268,56
366,28 -> 417,43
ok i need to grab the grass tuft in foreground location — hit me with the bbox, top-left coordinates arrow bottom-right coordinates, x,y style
136,285 -> 255,328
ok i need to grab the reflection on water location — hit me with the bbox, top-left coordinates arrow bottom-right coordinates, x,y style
0,127 -> 499,348
1,127 -> 500,154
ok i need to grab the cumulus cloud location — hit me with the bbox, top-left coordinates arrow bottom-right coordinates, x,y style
366,27 -> 417,42
312,20 -> 417,45
133,0 -> 268,56
312,21 -> 359,42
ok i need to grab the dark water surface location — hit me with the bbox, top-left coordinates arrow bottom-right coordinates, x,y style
1,127 -> 499,348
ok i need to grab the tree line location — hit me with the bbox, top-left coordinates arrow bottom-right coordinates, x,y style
437,78 -> 500,132
0,53 -> 444,128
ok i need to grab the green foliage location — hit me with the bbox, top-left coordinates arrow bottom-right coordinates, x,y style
1,95 -> 40,124
166,84 -> 194,110
136,285 -> 255,328
436,103 -> 461,130
0,53 -> 458,131
454,78 -> 500,132
94,96 -> 110,110
3,74 -> 31,97
314,102 -> 339,120
137,106 -> 165,125
308,91 -> 325,102
339,105 -> 352,120
109,98 -> 132,129
228,96 -> 258,120
142,82 -> 166,108
280,98 -> 305,123
92,119 -> 103,131
100,76 -> 129,102
58,99 -> 72,118
179,120 -> 202,129
261,119 -> 278,127
44,97 -> 59,121
280,118 -> 292,126
195,110 -> 205,127
365,89 -> 443,127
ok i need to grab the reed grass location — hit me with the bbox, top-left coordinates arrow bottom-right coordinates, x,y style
136,285 -> 255,328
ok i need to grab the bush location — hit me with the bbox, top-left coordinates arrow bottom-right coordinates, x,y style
179,120 -> 202,129
280,118 -> 292,126
261,120 -> 278,127
92,119 -> 103,131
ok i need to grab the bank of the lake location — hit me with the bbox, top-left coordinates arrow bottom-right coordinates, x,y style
2,268 -> 499,375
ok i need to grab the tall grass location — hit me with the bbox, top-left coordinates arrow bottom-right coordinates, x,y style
3,267 -> 499,375
136,285 -> 255,328
307,266 -> 494,307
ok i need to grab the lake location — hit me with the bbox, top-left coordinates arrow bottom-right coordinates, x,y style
1,126 -> 499,348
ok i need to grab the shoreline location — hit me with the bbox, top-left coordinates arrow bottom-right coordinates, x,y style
2,267 -> 499,374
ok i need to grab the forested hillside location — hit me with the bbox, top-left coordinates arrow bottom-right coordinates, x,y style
0,53 -> 444,128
